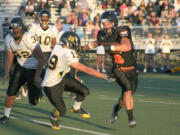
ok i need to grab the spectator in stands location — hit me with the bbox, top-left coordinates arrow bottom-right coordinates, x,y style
138,0 -> 147,15
66,12 -> 78,26
69,0 -> 76,9
85,20 -> 94,39
146,1 -> 155,17
169,8 -> 177,26
93,13 -> 100,25
79,0 -> 89,11
74,2 -> 82,18
154,0 -> 164,17
148,11 -> 160,26
119,2 -> 128,17
18,6 -> 26,20
56,17 -> 63,32
160,34 -> 173,71
93,21 -> 100,38
60,2 -> 71,21
1,18 -> 10,39
160,11 -> 169,26
143,32 -> 157,73
96,45 -> 106,73
78,10 -> 90,26
25,0 -> 35,19
37,0 -> 50,11
127,1 -> 137,17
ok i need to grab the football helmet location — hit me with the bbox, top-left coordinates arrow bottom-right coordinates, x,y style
60,31 -> 81,52
9,17 -> 26,40
39,9 -> 51,28
100,11 -> 118,33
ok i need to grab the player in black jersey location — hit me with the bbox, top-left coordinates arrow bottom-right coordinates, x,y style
83,11 -> 138,128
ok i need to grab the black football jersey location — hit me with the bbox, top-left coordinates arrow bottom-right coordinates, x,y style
97,26 -> 136,67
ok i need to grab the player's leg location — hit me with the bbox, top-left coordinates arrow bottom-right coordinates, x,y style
110,69 -> 137,127
96,55 -> 100,71
0,64 -> 25,124
143,54 -> 148,72
110,93 -> 124,123
43,83 -> 65,130
64,76 -> 90,118
101,55 -> 106,73
25,69 -> 42,105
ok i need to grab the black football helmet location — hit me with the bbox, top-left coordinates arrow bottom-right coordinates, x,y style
100,11 -> 118,33
39,9 -> 51,27
60,31 -> 81,51
9,17 -> 26,40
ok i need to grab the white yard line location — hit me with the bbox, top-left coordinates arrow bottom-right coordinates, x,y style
139,100 -> 180,105
0,115 -> 111,135
99,97 -> 180,105
138,86 -> 178,91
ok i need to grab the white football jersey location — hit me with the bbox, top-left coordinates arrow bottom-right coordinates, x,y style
42,45 -> 79,87
145,38 -> 156,54
160,39 -> 173,53
4,33 -> 13,50
6,32 -> 40,69
28,23 -> 58,52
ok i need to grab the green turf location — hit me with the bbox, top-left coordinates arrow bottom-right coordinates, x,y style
0,73 -> 180,135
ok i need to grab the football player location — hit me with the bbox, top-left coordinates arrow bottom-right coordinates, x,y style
83,11 -> 138,128
28,9 -> 59,62
41,31 -> 111,130
0,17 -> 45,124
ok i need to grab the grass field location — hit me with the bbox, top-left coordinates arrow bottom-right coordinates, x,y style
0,73 -> 180,135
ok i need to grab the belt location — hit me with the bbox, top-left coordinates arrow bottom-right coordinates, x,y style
116,66 -> 135,72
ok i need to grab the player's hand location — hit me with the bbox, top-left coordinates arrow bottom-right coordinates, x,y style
104,74 -> 116,82
2,73 -> 9,85
34,77 -> 42,88
83,45 -> 90,50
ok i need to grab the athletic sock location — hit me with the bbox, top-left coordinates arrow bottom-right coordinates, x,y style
127,109 -> 134,121
4,107 -> 11,117
115,104 -> 121,112
73,101 -> 82,110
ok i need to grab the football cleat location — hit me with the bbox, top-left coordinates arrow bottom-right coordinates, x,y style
50,114 -> 61,130
129,118 -> 136,128
0,115 -> 9,124
110,104 -> 119,124
70,107 -> 91,119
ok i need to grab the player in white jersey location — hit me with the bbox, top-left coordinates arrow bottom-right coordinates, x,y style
0,17 -> 45,124
4,33 -> 28,99
41,31 -> 112,130
28,9 -> 59,61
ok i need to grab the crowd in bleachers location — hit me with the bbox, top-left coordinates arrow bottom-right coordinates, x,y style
1,0 -> 180,41
15,0 -> 180,39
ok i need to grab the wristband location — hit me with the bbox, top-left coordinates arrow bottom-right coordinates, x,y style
110,46 -> 115,51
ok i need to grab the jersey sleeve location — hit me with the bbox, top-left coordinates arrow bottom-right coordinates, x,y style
117,26 -> 131,39
63,50 -> 79,66
5,34 -> 13,51
28,23 -> 38,33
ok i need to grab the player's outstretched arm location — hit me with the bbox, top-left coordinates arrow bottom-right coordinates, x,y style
33,45 -> 46,87
70,62 -> 106,79
2,51 -> 14,85
83,41 -> 99,50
